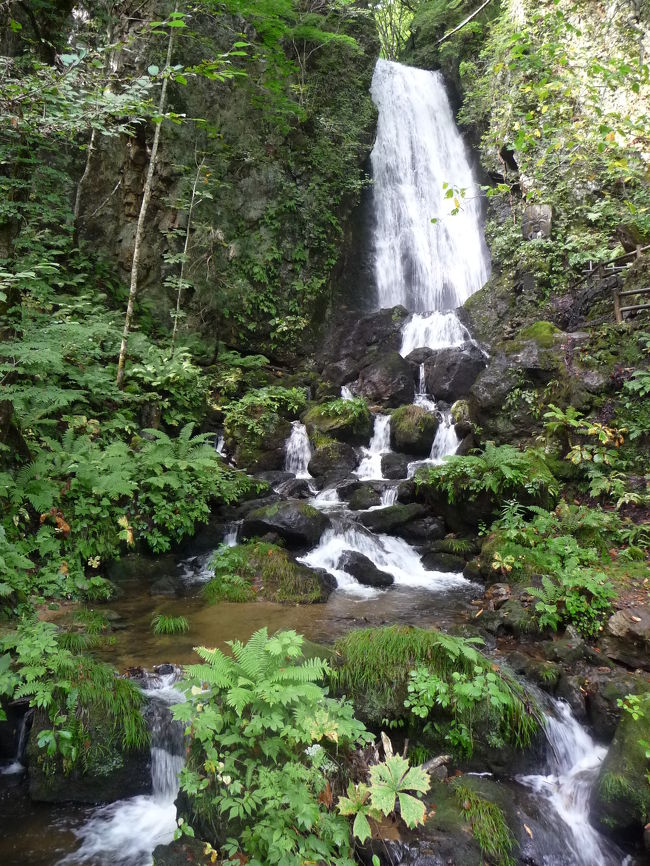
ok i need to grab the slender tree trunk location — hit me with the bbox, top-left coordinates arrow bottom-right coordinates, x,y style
73,127 -> 96,226
171,154 -> 205,353
436,0 -> 494,45
116,22 -> 176,388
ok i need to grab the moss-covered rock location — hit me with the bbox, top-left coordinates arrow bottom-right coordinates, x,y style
241,499 -> 331,548
347,484 -> 381,510
307,435 -> 358,478
358,502 -> 426,533
390,404 -> 439,455
203,540 -> 333,604
302,398 -> 373,446
591,690 -> 650,844
517,320 -> 562,348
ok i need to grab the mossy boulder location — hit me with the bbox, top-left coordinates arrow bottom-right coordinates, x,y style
380,451 -> 411,479
347,484 -> 381,510
390,404 -> 439,455
517,320 -> 562,348
203,541 -> 333,604
241,500 -> 330,548
591,690 -> 650,844
307,436 -> 358,478
358,502 -> 426,533
302,398 -> 373,446
226,417 -> 292,472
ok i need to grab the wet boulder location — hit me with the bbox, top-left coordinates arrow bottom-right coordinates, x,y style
393,515 -> 445,543
355,352 -> 415,408
381,451 -> 411,479
225,417 -> 292,473
241,500 -> 330,548
390,404 -> 439,456
348,484 -> 382,510
585,668 -> 648,741
423,342 -> 486,401
358,502 -> 426,534
337,551 -> 393,588
420,550 -> 465,572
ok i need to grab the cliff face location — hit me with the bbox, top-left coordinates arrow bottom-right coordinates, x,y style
74,2 -> 379,358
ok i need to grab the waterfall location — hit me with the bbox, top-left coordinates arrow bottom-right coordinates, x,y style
340,385 -> 354,400
1,709 -> 31,775
401,311 -> 473,356
413,363 -> 437,413
356,414 -> 392,480
380,486 -> 398,507
60,673 -> 184,866
284,421 -> 312,479
519,700 -> 624,866
370,59 -> 490,314
430,412 -> 460,462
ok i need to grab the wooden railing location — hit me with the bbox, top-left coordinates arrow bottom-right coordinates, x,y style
570,245 -> 649,323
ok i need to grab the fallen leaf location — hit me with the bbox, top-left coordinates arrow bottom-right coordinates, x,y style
524,823 -> 533,839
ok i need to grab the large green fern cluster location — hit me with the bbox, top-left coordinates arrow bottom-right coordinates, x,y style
173,628 -> 371,866
415,443 -> 559,506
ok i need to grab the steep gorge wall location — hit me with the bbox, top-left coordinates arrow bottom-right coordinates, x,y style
74,2 -> 379,359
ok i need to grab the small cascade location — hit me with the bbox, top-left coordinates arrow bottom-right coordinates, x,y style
400,311 -> 472,356
340,385 -> 354,400
413,364 -> 437,413
430,412 -> 461,462
222,521 -> 240,548
300,521 -> 473,595
214,432 -> 225,455
311,487 -> 341,509
284,421 -> 312,479
60,672 -> 185,866
1,709 -> 31,775
356,414 -> 391,480
380,486 -> 398,507
519,700 -> 624,866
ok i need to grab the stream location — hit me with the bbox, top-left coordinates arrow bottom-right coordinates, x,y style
0,59 -> 631,866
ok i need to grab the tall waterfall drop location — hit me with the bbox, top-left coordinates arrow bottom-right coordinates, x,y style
370,59 -> 490,315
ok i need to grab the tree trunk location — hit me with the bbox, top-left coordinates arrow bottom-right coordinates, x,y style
116,22 -> 176,388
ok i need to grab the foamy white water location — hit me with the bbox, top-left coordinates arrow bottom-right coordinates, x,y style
300,522 -> 472,596
356,414 -> 391,480
401,311 -> 473,355
371,59 -> 489,313
413,363 -> 437,412
284,421 -> 312,479
519,701 -> 623,866
60,675 -> 185,866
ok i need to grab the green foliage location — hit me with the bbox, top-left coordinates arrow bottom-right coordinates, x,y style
151,614 -> 190,635
454,784 -> 516,866
203,540 -> 324,604
527,568 -> 614,639
332,626 -> 537,754
0,620 -> 147,771
222,386 -> 307,443
415,443 -> 559,505
173,628 -> 372,865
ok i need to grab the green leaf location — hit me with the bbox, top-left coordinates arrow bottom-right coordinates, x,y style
353,811 -> 372,843
397,792 -> 427,828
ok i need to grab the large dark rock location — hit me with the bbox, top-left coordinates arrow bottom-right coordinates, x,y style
585,669 -> 648,741
241,500 -> 331,548
393,516 -> 445,543
358,502 -> 426,533
421,550 -> 465,572
390,404 -> 438,455
423,342 -> 486,401
381,451 -> 411,479
226,417 -> 292,472
355,352 -> 415,408
348,484 -> 381,510
307,438 -> 358,478
337,551 -> 393,588
320,305 -> 410,375
601,607 -> 650,671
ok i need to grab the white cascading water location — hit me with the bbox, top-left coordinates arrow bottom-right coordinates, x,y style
519,700 -> 624,866
356,414 -> 392,480
414,363 -> 437,413
380,486 -> 398,507
300,522 -> 473,597
401,311 -> 473,357
60,673 -> 184,866
284,421 -> 312,479
1,710 -> 30,775
340,385 -> 354,400
370,59 -> 489,316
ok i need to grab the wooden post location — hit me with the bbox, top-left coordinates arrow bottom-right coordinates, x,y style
613,288 -> 622,323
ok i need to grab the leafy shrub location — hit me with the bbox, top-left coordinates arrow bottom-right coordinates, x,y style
222,386 -> 307,443
527,567 -> 614,639
127,347 -> 209,427
415,443 -> 559,504
172,628 -> 372,866
454,784 -> 515,866
0,620 -> 147,772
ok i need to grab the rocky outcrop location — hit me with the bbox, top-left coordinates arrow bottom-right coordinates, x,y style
241,500 -> 331,548
422,342 -> 486,401
358,503 -> 427,534
390,404 -> 439,455
602,607 -> 650,671
356,351 -> 415,408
